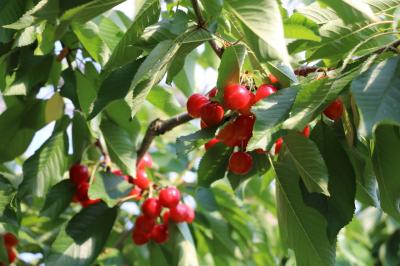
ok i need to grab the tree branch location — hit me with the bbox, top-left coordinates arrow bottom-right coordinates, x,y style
190,0 -> 224,58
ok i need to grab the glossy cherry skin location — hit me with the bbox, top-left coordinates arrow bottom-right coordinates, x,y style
323,99 -> 344,121
137,153 -> 153,170
185,207 -> 195,223
239,92 -> 255,115
134,170 -> 150,190
80,198 -> 101,208
200,120 -> 208,129
163,211 -> 170,224
142,198 -> 162,219
170,204 -> 189,223
69,164 -> 89,185
254,84 -> 277,103
7,248 -> 16,263
204,138 -> 220,150
150,224 -> 169,244
135,215 -> 156,234
132,228 -> 150,245
234,116 -> 255,141
75,182 -> 90,202
200,102 -> 225,127
268,73 -> 279,84
223,84 -> 252,110
228,152 -> 253,175
207,87 -> 218,98
4,233 -> 18,247
217,122 -> 239,147
159,187 -> 181,208
302,125 -> 310,138
187,94 -> 210,118
275,137 -> 284,154
129,186 -> 142,200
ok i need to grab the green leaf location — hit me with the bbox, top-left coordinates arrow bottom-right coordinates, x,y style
0,177 -> 14,214
100,119 -> 136,177
88,58 -> 144,120
275,153 -> 336,266
198,143 -> 233,187
104,0 -> 161,70
351,56 -> 400,137
72,22 -> 111,66
97,16 -> 124,51
224,0 -> 290,63
41,180 -> 75,219
200,0 -> 223,20
227,151 -> 270,189
215,45 -> 246,102
284,13 -> 321,42
310,122 -> 356,240
318,0 -> 378,24
21,119 -> 69,197
88,171 -> 132,207
282,132 -> 330,196
0,0 -> 25,43
147,85 -> 181,116
372,125 -> 400,222
72,112 -> 93,162
248,87 -> 298,151
45,202 -> 117,266
170,223 -> 199,266
176,127 -> 218,158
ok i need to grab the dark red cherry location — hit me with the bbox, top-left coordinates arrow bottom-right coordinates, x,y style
69,164 -> 89,185
158,187 -> 181,208
207,87 -> 218,98
134,215 -> 156,234
134,170 -> 150,190
204,138 -> 220,150
170,204 -> 189,223
228,152 -> 253,175
132,228 -> 150,245
200,102 -> 224,127
223,84 -> 252,110
137,153 -> 153,170
150,224 -> 169,244
323,99 -> 343,121
142,198 -> 162,219
275,137 -> 283,154
302,125 -> 310,138
187,94 -> 210,118
254,84 -> 277,103
4,233 -> 18,247
234,115 -> 255,140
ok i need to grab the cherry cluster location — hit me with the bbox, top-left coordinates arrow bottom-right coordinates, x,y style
69,164 -> 101,207
187,78 -> 345,175
132,187 -> 194,245
1,233 -> 18,265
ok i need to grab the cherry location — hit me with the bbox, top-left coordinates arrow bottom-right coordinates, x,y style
112,169 -> 131,183
185,207 -> 195,223
134,170 -> 150,190
207,87 -> 218,98
200,102 -> 224,127
187,94 -> 210,118
302,125 -> 310,138
170,204 -> 189,223
80,198 -> 101,208
223,84 -> 252,110
75,182 -> 90,202
158,187 -> 181,208
200,120 -> 208,129
234,116 -> 255,141
254,84 -> 277,103
163,211 -> 170,224
239,92 -> 255,115
275,137 -> 283,154
142,198 -> 162,219
7,248 -> 16,263
205,138 -> 220,150
69,164 -> 89,185
323,99 -> 343,121
228,152 -> 253,175
132,228 -> 150,245
268,73 -> 279,84
217,122 -> 239,147
150,224 -> 169,244
138,153 -> 153,170
4,233 -> 18,247
129,186 -> 142,200
135,215 -> 156,234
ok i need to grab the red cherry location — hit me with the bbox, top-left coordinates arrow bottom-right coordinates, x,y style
142,198 -> 162,219
323,99 -> 343,121
134,215 -> 156,234
112,169 -> 131,182
69,164 -> 89,185
254,84 -> 277,103
239,92 -> 255,115
170,204 -> 189,223
80,198 -> 101,208
159,187 -> 181,208
275,137 -> 283,154
134,170 -> 150,190
200,102 -> 224,127
200,120 -> 208,129
150,224 -> 169,244
138,153 -> 153,170
223,84 -> 252,110
187,94 -> 210,118
207,87 -> 218,98
4,233 -> 18,247
228,152 -> 253,175
268,73 -> 279,84
163,211 -> 170,224
75,182 -> 90,202
7,248 -> 16,263
129,186 -> 142,200
132,228 -> 150,245
254,148 -> 266,154
234,115 -> 255,141
185,206 -> 195,223
217,122 -> 239,147
204,138 -> 220,150
302,125 -> 310,138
